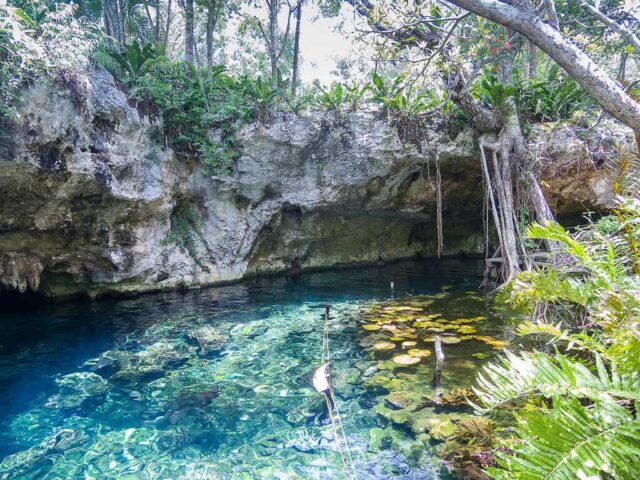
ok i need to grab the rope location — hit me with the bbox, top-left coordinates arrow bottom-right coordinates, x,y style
320,306 -> 359,480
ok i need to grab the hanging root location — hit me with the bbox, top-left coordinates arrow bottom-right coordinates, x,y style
436,156 -> 444,258
479,140 -> 523,285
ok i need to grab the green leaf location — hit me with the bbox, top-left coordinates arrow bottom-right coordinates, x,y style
473,350 -> 640,411
490,397 -> 640,480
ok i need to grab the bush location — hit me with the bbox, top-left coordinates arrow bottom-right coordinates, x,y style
129,61 -> 256,174
513,65 -> 593,123
162,203 -> 208,266
0,2 -> 97,119
314,81 -> 369,113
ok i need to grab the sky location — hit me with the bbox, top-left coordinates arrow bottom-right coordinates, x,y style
297,4 -> 359,84
221,2 -> 367,86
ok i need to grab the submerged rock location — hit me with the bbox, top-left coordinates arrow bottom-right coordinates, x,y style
385,391 -> 415,410
159,387 -> 221,425
187,325 -> 229,354
45,372 -> 109,409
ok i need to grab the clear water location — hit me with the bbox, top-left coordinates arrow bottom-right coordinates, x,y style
0,259 -> 514,479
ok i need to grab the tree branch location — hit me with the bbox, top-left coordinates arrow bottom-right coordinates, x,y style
448,0 -> 640,131
579,0 -> 640,53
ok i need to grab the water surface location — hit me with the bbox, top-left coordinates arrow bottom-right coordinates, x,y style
0,259 -> 514,479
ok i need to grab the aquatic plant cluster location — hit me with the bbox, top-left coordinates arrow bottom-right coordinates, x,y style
0,283 -> 517,479
357,291 -> 514,477
359,292 -> 510,364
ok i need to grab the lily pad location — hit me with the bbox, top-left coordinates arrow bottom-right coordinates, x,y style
401,341 -> 417,348
382,306 -> 421,313
407,349 -> 432,358
395,332 -> 417,339
487,339 -> 509,349
373,342 -> 396,351
414,321 -> 440,329
458,326 -> 478,334
440,337 -> 461,344
392,355 -> 421,365
451,319 -> 477,325
362,324 -> 381,331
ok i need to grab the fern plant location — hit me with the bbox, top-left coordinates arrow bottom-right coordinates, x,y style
472,72 -> 516,109
475,194 -> 640,479
105,41 -> 168,83
491,397 -> 640,480
513,64 -> 591,123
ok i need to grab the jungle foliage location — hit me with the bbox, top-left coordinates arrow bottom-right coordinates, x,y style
473,159 -> 640,479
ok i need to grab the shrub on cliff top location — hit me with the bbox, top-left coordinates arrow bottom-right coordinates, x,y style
128,60 -> 259,175
0,3 -> 97,116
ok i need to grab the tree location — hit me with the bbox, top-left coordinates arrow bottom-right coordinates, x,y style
184,0 -> 195,64
205,0 -> 224,79
446,0 -> 640,136
348,0 -> 556,281
254,0 -> 292,87
291,0 -> 302,95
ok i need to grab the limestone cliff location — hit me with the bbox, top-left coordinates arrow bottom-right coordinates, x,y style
0,67 -> 631,299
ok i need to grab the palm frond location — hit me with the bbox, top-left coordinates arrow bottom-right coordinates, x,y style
473,351 -> 640,411
488,397 -> 640,480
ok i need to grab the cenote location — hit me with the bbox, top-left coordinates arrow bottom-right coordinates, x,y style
0,259 -> 518,479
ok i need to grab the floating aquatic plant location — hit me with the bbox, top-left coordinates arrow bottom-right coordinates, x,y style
392,355 -> 421,365
406,349 -> 432,358
373,341 -> 396,350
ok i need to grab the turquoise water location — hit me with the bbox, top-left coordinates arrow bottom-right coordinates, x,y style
0,260 -> 511,479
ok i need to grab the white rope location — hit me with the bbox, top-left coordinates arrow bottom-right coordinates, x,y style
319,307 -> 359,480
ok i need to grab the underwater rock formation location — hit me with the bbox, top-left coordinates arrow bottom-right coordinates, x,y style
0,67 -> 631,298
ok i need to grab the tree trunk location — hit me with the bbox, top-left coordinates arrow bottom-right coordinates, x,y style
579,0 -> 640,53
618,53 -> 627,82
543,0 -> 559,29
291,0 -> 303,95
164,0 -> 173,46
184,0 -> 195,64
102,0 -> 113,43
206,0 -> 218,81
116,0 -> 126,46
155,0 -> 161,45
143,0 -> 155,42
528,41 -> 537,78
268,0 -> 279,88
109,0 -> 123,48
448,0 -> 640,132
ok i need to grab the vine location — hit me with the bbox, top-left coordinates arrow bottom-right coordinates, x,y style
162,204 -> 209,267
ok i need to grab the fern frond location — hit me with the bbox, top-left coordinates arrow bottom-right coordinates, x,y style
472,351 -> 640,411
489,397 -> 640,480
526,223 -> 592,265
516,320 -> 566,338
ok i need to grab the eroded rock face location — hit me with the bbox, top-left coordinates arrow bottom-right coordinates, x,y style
531,123 -> 634,219
0,67 -> 628,299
